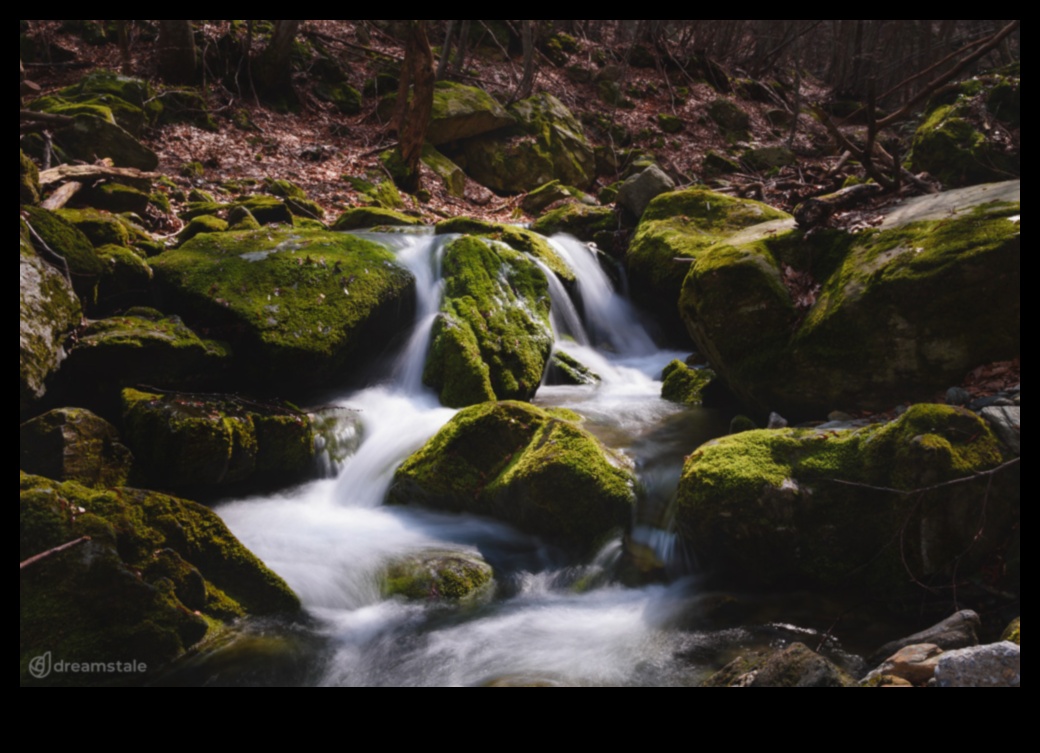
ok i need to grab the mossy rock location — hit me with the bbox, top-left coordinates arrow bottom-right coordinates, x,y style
22,206 -> 103,305
389,401 -> 637,553
454,92 -> 595,192
1000,617 -> 1020,645
262,178 -> 308,201
52,114 -> 159,170
227,206 -> 262,231
60,312 -> 230,409
150,228 -> 415,392
20,408 -> 132,488
20,149 -> 40,205
702,151 -> 741,178
678,184 -> 1020,417
422,236 -> 553,407
176,214 -> 229,246
660,359 -> 714,405
230,195 -> 294,226
382,549 -> 493,602
314,81 -> 362,115
742,145 -> 796,171
521,180 -> 593,215
331,207 -> 423,231
122,388 -> 317,494
20,223 -> 83,415
656,113 -> 683,134
94,244 -> 154,311
910,73 -> 1020,188
421,143 -> 466,197
179,200 -> 228,220
531,203 -> 620,251
157,88 -> 218,130
707,98 -> 749,141
58,70 -> 162,123
20,472 -> 299,685
54,206 -> 132,248
434,218 -> 575,285
378,81 -> 513,145
80,182 -> 152,215
674,404 -> 1019,610
545,350 -> 600,386
627,188 -> 790,339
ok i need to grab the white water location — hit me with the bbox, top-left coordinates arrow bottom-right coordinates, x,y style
208,229 -> 734,686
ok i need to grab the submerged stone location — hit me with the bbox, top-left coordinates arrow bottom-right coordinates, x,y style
389,401 -> 637,553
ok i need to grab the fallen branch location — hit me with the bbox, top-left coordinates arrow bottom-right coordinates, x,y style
20,536 -> 91,570
793,182 -> 883,229
40,181 -> 83,210
827,457 -> 1020,496
38,163 -> 159,189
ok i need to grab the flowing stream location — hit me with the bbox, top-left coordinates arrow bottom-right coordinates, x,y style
163,229 -> 870,686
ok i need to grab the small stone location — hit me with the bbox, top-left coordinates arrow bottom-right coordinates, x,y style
616,164 -> 675,219
980,405 -> 1020,455
865,643 -> 943,686
945,386 -> 971,405
767,411 -> 788,429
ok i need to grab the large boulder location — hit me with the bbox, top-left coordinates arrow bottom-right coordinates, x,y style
151,228 -> 415,393
20,472 -> 299,685
20,408 -> 132,488
20,222 -> 83,416
454,92 -> 595,192
678,181 -> 1020,417
627,188 -> 790,339
378,81 -> 513,145
422,236 -> 553,407
121,387 -> 319,495
674,404 -> 1020,612
389,401 -> 636,552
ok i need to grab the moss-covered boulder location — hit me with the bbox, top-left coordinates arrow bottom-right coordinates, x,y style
382,549 -> 493,602
421,143 -> 466,197
151,228 -> 414,392
60,310 -> 230,408
20,472 -> 299,685
707,98 -> 749,141
231,195 -> 294,226
678,182 -> 1020,417
545,349 -> 600,386
22,206 -> 104,304
674,404 -> 1020,610
434,218 -> 575,286
660,359 -> 714,405
627,188 -> 791,338
389,401 -> 636,552
521,180 -> 592,215
454,92 -> 595,192
531,203 -> 619,250
80,182 -> 152,215
121,388 -> 318,494
380,81 -> 513,145
331,207 -> 423,231
20,222 -> 83,415
177,214 -> 229,245
54,114 -> 159,170
703,643 -> 855,687
94,244 -> 153,310
54,206 -> 132,248
909,73 -> 1020,188
422,236 -> 553,407
20,408 -> 132,488
20,149 -> 40,205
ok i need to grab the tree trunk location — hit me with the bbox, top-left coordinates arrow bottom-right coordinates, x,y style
515,20 -> 536,100
395,20 -> 435,194
255,20 -> 302,101
157,20 -> 197,84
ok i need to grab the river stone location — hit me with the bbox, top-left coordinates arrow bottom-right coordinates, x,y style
389,401 -> 637,553
980,405 -> 1020,455
933,641 -> 1020,687
151,228 -> 415,393
20,472 -> 299,686
382,549 -> 493,602
422,236 -> 553,407
705,643 -> 854,687
863,643 -> 943,686
617,164 -> 675,220
677,182 -> 1020,418
20,223 -> 83,415
868,609 -> 980,666
627,187 -> 790,339
20,408 -> 132,488
121,387 -> 318,494
674,405 -> 1020,611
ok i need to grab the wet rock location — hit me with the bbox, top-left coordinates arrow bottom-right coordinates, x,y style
20,408 -> 132,488
945,386 -> 971,405
862,643 -> 943,686
660,359 -> 713,405
704,643 -> 855,687
382,549 -> 493,602
933,641 -> 1020,687
389,401 -> 636,553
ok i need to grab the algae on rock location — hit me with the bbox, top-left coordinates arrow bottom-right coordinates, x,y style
389,401 -> 637,553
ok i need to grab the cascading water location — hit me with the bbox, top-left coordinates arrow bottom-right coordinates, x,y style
198,228 -> 740,687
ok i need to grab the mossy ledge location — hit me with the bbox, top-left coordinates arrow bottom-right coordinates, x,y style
20,472 -> 299,686
674,404 -> 1019,612
388,401 -> 636,554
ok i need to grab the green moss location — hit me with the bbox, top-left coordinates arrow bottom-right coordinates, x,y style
231,195 -> 294,226
674,404 -> 1018,607
661,359 -> 714,405
383,550 -> 493,602
707,98 -> 749,140
19,408 -> 133,488
390,401 -> 636,552
263,178 -> 308,201
94,244 -> 153,310
150,228 -> 415,391
314,81 -> 362,114
420,143 -> 466,197
422,236 -> 553,407
531,203 -> 618,244
54,206 -> 131,247
657,113 -> 683,133
1000,617 -> 1020,645
20,472 -> 298,685
121,388 -> 316,493
20,149 -> 40,205
180,161 -> 205,179
176,214 -> 229,245
331,207 -> 422,231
